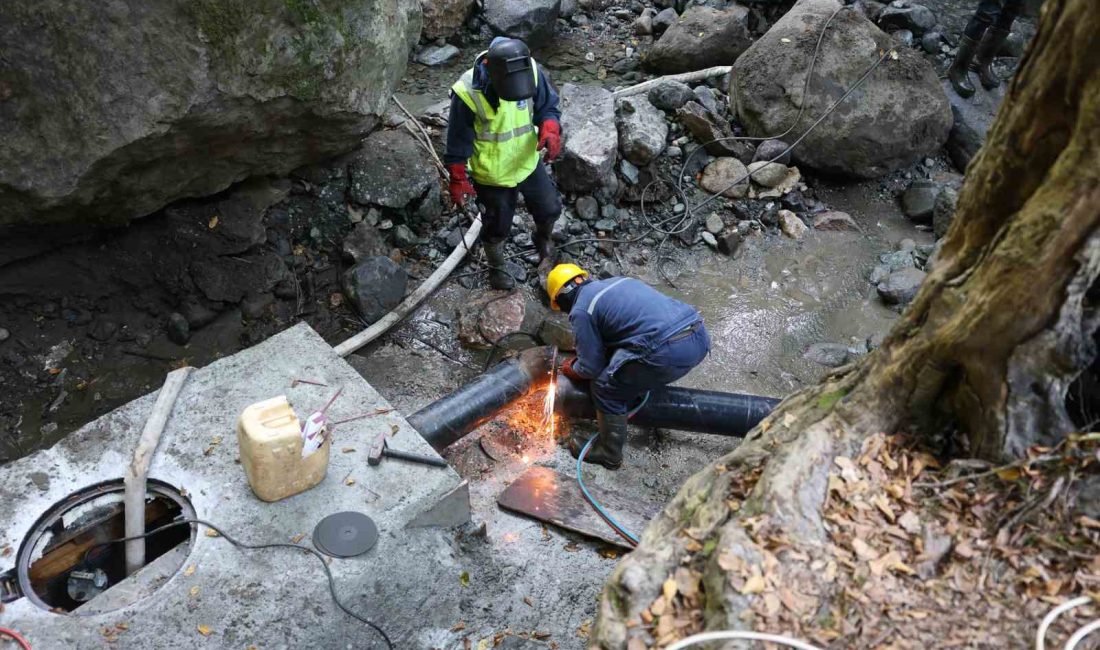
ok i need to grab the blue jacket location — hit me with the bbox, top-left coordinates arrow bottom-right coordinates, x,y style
569,277 -> 703,379
443,55 -> 562,165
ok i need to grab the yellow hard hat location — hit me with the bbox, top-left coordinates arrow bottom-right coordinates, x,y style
547,263 -> 588,311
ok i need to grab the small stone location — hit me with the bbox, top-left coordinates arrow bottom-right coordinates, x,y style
899,238 -> 917,252
751,139 -> 791,165
393,224 -> 419,248
890,29 -> 914,47
778,210 -> 808,239
877,267 -> 927,305
0,328 -> 9,343
414,43 -> 461,66
88,320 -> 118,342
746,161 -> 789,188
538,312 -> 575,350
692,86 -> 720,116
575,196 -> 599,221
652,7 -> 677,36
870,264 -> 892,284
619,159 -> 640,185
665,146 -> 682,158
701,231 -> 718,248
167,313 -> 190,345
594,218 -> 617,232
812,210 -> 860,231
901,179 -> 940,222
699,158 -> 750,198
705,213 -> 724,235
673,203 -> 685,214
647,80 -> 696,112
804,342 -> 849,367
717,230 -> 741,256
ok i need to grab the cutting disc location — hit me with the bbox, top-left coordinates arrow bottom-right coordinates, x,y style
312,511 -> 379,558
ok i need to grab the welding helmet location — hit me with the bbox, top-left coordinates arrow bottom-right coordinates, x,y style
547,263 -> 589,311
485,37 -> 536,101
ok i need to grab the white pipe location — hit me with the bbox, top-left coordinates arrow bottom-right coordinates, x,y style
1065,618 -> 1100,650
611,65 -> 733,99
334,216 -> 483,357
123,366 -> 193,575
665,631 -> 824,650
1037,596 -> 1092,650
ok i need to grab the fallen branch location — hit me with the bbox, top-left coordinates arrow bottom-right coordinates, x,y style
611,65 -> 732,99
124,366 -> 193,575
913,454 -> 1061,489
392,95 -> 448,179
334,216 -> 483,357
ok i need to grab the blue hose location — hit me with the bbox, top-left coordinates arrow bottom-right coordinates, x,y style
576,435 -> 640,546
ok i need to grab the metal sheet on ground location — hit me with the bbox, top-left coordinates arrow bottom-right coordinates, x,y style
496,465 -> 660,549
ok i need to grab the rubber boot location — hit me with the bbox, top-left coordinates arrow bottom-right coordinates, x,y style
483,239 -> 515,290
568,410 -> 627,470
948,35 -> 980,98
533,220 -> 556,262
973,28 -> 1009,90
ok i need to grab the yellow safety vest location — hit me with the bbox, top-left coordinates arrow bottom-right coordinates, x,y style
451,59 -> 540,188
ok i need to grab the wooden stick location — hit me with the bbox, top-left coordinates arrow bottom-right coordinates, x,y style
124,366 -> 193,575
392,95 -> 448,178
334,216 -> 483,357
610,65 -> 732,99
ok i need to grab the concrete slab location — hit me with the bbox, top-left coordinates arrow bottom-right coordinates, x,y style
0,323 -> 470,649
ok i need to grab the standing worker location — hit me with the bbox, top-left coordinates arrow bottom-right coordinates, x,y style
445,37 -> 564,290
548,264 -> 711,470
948,0 -> 1023,97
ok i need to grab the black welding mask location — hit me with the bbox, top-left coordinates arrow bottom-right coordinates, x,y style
485,38 -> 536,102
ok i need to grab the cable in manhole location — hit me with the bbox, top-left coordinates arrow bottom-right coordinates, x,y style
5,478 -> 195,614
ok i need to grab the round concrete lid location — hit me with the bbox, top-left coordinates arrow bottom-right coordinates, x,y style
312,511 -> 379,558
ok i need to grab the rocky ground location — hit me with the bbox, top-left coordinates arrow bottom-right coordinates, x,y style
6,0 -> 1093,647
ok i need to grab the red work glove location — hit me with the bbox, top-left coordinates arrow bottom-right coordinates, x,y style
538,119 -> 562,162
560,356 -> 582,381
447,163 -> 475,208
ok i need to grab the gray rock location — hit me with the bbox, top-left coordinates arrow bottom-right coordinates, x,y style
457,290 -> 538,348
349,131 -> 440,217
483,0 -> 562,45
415,44 -> 461,66
731,0 -> 951,178
677,102 -> 753,160
0,328 -> 8,343
717,230 -> 742,256
342,256 -> 408,324
921,31 -> 942,54
167,313 -> 190,345
890,29 -> 914,47
746,161 -> 789,188
538,312 -> 575,350
778,210 -> 808,239
594,218 -> 617,232
393,224 -> 419,248
665,146 -> 682,158
705,213 -> 724,235
421,0 -> 477,40
556,84 -> 618,193
877,2 -> 937,34
0,0 -> 419,248
699,158 -> 749,198
652,7 -> 678,36
943,78 -> 1002,170
343,222 -> 389,263
752,139 -> 791,165
646,5 -> 753,73
877,267 -> 926,305
812,210 -> 860,231
647,80 -> 696,112
880,249 -> 917,271
901,179 -> 939,221
693,86 -> 720,116
634,8 -> 656,35
701,231 -> 718,248
933,186 -> 958,239
619,159 -> 640,185
615,95 -> 668,165
575,195 -> 600,221
804,342 -> 849,367
869,264 -> 891,284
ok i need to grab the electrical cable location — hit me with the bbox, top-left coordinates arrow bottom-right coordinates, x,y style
664,631 -> 825,650
1037,596 -> 1094,650
0,627 -> 32,650
576,434 -> 640,546
1065,619 -> 1100,650
83,518 -> 393,649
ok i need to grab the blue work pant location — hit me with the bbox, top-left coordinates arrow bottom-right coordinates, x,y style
593,324 -> 711,416
473,163 -> 563,243
965,0 -> 1022,38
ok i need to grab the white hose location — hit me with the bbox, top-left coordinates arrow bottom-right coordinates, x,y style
1065,619 -> 1100,650
1037,596 -> 1093,650
664,631 -> 824,650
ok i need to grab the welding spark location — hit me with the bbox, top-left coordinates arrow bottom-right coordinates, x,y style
541,372 -> 557,442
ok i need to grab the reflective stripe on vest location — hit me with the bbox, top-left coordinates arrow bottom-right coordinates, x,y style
451,63 -> 540,188
587,278 -> 630,316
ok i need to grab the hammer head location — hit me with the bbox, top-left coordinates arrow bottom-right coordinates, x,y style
367,432 -> 387,466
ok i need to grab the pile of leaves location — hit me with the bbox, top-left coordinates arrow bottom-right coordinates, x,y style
630,432 -> 1099,648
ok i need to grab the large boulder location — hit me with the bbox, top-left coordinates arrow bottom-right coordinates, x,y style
730,0 -> 951,178
483,0 -> 561,45
421,0 -> 475,40
615,95 -> 668,166
348,130 -> 441,220
0,0 -> 421,249
556,84 -> 617,193
645,4 -> 753,73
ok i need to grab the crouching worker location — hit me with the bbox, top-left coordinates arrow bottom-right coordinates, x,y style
445,37 -> 564,290
547,264 -> 711,470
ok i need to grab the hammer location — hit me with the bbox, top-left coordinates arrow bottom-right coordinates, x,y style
367,432 -> 448,468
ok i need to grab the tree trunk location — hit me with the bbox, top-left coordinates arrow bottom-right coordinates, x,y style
593,0 -> 1099,645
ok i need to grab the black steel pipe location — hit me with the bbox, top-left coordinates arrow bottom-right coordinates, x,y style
410,346 -> 554,451
555,375 -> 780,437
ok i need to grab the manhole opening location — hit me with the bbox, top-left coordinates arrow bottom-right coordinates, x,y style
15,478 -> 195,614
